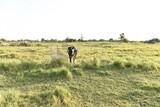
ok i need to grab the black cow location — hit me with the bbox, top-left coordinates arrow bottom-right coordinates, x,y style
68,46 -> 77,63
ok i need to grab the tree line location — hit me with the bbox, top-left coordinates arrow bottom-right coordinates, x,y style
0,33 -> 160,43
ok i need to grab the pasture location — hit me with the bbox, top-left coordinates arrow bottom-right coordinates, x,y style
0,42 -> 160,107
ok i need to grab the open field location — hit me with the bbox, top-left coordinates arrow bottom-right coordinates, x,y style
0,42 -> 160,107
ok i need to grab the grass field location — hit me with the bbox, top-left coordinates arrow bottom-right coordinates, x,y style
0,42 -> 160,107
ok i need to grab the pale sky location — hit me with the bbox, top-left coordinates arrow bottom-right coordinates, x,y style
0,0 -> 160,40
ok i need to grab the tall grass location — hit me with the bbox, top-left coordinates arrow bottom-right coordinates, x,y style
0,42 -> 160,106
112,60 -> 159,71
81,58 -> 100,70
50,58 -> 64,68
0,59 -> 70,73
80,58 -> 160,71
70,68 -> 84,76
54,86 -> 72,105
112,60 -> 125,69
50,67 -> 73,80
0,86 -> 73,107
0,61 -> 41,72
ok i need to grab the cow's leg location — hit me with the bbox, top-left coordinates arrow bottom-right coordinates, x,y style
73,53 -> 77,64
73,56 -> 76,64
69,56 -> 72,63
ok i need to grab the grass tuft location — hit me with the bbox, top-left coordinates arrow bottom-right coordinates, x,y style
20,61 -> 39,71
50,58 -> 64,68
70,68 -> 84,76
81,58 -> 100,70
0,87 -> 73,107
112,60 -> 125,69
96,70 -> 112,76
51,67 -> 73,80
54,86 -> 72,105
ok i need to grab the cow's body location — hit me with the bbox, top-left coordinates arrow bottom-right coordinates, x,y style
68,46 -> 77,63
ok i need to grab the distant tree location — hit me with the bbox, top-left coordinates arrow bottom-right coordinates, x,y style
122,38 -> 129,43
36,39 -> 39,42
119,33 -> 125,40
77,34 -> 84,42
41,38 -> 45,42
80,34 -> 84,41
144,38 -> 160,44
87,39 -> 97,42
109,38 -> 114,42
119,33 -> 129,42
65,37 -> 76,42
0,38 -> 7,42
99,39 -> 105,41
50,38 -> 58,42
65,36 -> 70,42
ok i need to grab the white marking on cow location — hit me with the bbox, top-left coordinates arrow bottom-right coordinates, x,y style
72,48 -> 74,55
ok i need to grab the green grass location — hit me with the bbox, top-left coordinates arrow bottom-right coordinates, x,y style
0,42 -> 160,106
